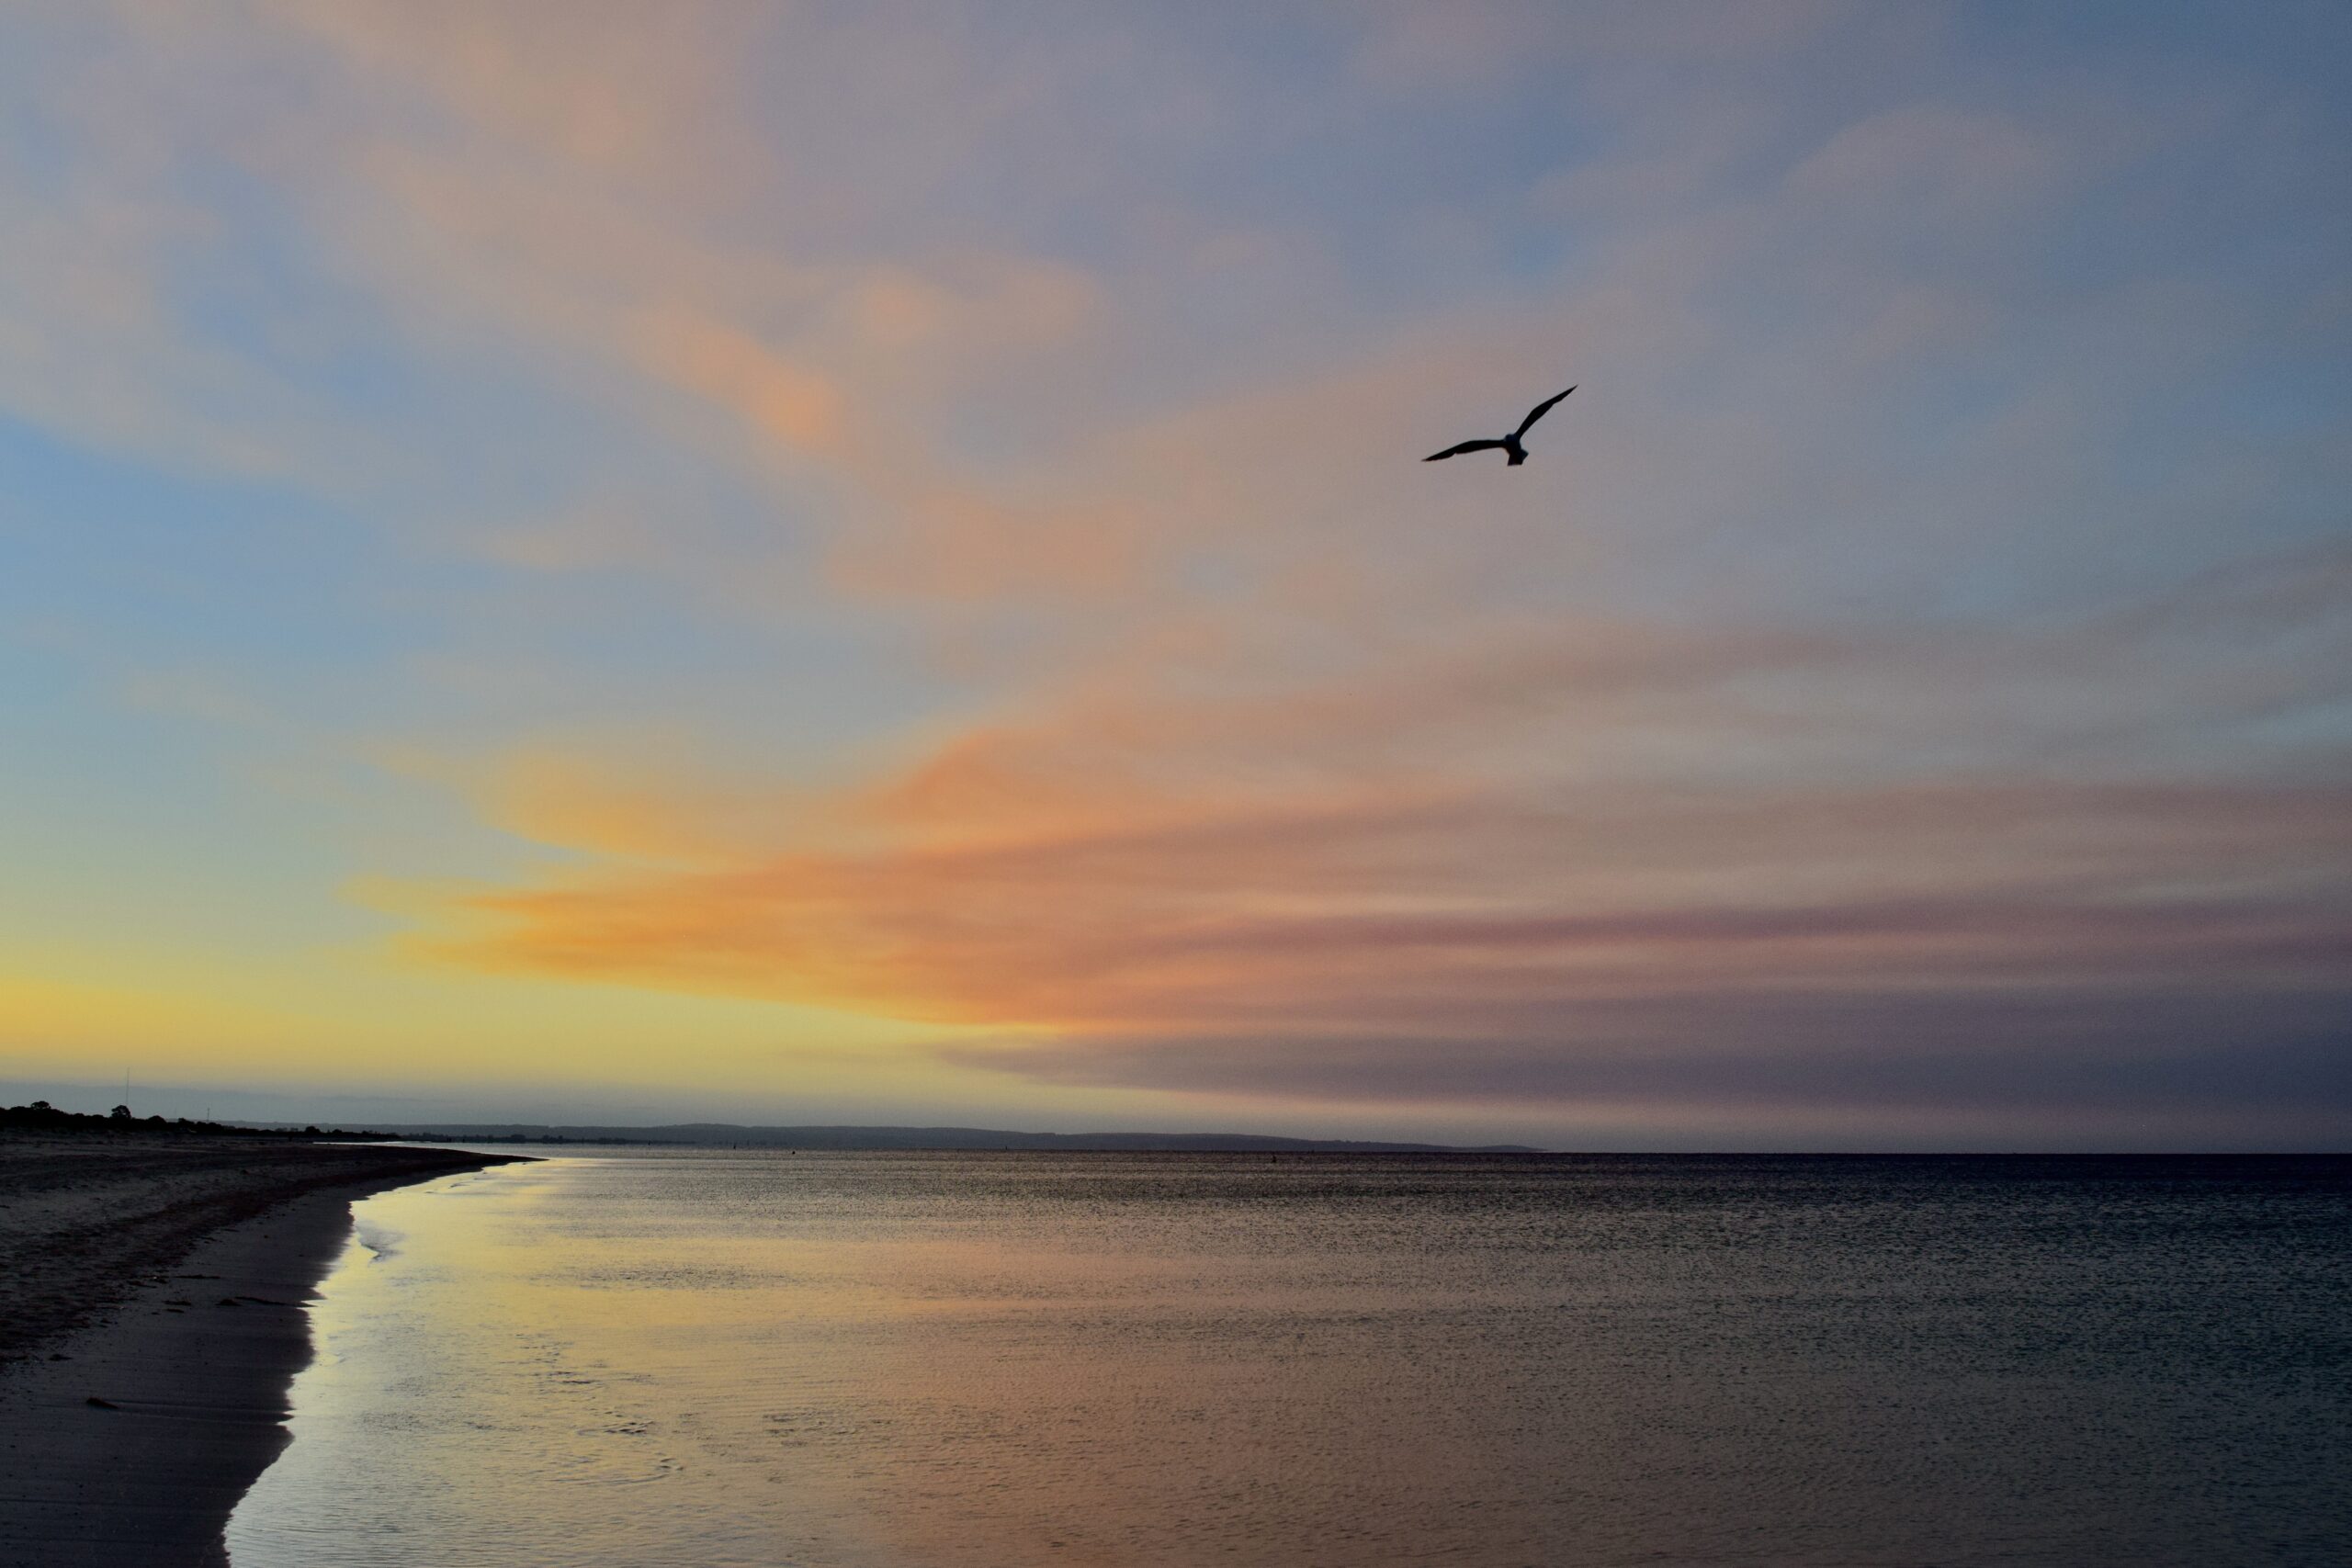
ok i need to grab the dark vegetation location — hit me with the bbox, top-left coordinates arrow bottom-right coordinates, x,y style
0,1100 -> 397,1141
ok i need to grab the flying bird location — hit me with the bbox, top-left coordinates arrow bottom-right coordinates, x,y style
1424,386 -> 1576,466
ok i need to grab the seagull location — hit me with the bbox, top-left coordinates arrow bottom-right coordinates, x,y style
1423,386 -> 1576,466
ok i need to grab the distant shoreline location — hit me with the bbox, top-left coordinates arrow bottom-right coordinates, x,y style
0,1134 -> 530,1566
317,1120 -> 1546,1152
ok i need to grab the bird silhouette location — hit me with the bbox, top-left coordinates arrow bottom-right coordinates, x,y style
1424,386 -> 1575,466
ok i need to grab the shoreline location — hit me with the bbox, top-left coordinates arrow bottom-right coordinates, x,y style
0,1139 -> 529,1567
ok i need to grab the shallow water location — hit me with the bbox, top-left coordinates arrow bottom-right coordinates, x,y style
226,1152 -> 2351,1566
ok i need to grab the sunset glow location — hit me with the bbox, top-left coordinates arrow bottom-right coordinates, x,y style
3,2 -> 2346,1145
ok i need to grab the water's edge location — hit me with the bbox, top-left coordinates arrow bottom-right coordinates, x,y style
0,1154 -> 520,1568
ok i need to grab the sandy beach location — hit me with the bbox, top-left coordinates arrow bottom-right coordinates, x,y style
0,1135 -> 528,1567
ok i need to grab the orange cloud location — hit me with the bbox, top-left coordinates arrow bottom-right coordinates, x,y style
435,767 -> 2352,1053
266,0 -> 752,179
415,577 -> 2352,1087
630,306 -> 851,460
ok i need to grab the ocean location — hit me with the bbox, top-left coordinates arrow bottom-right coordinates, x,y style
225,1151 -> 2351,1566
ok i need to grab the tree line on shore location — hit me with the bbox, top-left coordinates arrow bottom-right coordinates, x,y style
0,1100 -> 397,1141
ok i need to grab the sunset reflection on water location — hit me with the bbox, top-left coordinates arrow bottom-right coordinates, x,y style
228,1150 -> 2351,1567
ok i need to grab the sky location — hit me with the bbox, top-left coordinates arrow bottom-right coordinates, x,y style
2,0 -> 2347,1148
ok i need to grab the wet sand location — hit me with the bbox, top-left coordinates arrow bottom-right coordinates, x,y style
0,1136 -> 528,1566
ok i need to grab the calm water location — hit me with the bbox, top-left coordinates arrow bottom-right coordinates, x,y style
226,1152 -> 2351,1567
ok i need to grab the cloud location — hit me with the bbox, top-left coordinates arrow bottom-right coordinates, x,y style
417,546 -> 2352,1128
948,989 -> 2352,1120
4,0 -> 2346,1141
630,306 -> 850,462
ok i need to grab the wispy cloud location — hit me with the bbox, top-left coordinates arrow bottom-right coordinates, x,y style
427,551 -> 2352,1127
1,0 -> 2346,1139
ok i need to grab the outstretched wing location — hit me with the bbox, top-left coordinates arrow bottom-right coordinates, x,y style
1424,438 -> 1507,462
1514,385 -> 1576,438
